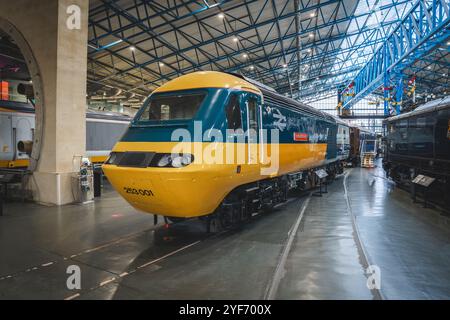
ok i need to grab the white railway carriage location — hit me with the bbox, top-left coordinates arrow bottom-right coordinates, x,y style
0,101 -> 131,168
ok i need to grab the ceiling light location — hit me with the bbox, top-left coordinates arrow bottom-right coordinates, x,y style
310,12 -> 315,17
159,62 -> 164,67
282,64 -> 288,68
243,53 -> 248,58
218,13 -> 225,19
233,37 -> 239,42
447,41 -> 450,45
249,66 -> 254,70
427,66 -> 432,70
309,33 -> 314,38
130,46 -> 135,51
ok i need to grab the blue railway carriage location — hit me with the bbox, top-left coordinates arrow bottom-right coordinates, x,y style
103,71 -> 350,229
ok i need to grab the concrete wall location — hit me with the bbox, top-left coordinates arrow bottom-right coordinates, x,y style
0,0 -> 88,205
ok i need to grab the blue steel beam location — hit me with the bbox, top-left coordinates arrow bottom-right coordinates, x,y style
342,0 -> 450,114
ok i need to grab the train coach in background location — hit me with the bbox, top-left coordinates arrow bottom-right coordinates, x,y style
383,96 -> 450,210
348,125 -> 377,167
334,116 -> 351,164
0,102 -> 131,168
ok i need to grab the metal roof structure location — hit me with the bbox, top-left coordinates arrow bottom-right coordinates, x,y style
87,0 -> 449,113
341,0 -> 450,116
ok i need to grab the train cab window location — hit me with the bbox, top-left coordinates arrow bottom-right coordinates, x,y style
248,98 -> 258,131
160,105 -> 170,120
136,92 -> 206,122
225,94 -> 242,130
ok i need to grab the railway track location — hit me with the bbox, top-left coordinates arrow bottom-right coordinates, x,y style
263,171 -> 384,300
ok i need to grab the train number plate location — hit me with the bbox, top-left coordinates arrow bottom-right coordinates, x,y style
293,132 -> 308,141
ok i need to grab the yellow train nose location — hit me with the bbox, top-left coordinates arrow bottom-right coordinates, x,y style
102,164 -> 231,218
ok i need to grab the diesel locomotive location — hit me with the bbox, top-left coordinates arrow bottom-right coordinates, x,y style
103,71 -> 354,228
383,96 -> 450,209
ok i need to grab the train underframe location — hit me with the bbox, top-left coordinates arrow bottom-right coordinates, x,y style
383,157 -> 450,212
166,160 -> 345,232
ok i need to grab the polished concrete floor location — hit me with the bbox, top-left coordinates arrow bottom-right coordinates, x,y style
0,161 -> 449,300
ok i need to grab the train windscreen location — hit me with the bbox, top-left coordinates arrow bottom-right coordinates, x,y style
363,140 -> 376,153
135,92 -> 206,122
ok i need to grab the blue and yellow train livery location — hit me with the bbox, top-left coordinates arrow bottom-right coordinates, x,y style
103,71 -> 350,228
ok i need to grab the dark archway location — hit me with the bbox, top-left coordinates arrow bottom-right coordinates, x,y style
0,17 -> 44,171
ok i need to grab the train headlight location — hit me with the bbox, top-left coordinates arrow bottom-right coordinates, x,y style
171,154 -> 193,168
156,154 -> 193,168
157,154 -> 172,167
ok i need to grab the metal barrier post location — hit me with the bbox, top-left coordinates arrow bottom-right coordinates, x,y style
94,169 -> 102,197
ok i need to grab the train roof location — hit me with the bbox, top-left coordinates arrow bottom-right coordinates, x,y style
152,71 -> 262,95
229,73 -> 334,121
148,71 -> 334,122
331,115 -> 350,127
348,124 -> 375,134
385,96 -> 450,122
0,100 -> 34,113
86,109 -> 132,122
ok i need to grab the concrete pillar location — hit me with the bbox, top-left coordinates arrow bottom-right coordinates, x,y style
0,0 -> 88,205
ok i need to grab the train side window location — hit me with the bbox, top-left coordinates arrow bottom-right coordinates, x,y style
417,117 -> 426,127
160,105 -> 170,120
399,120 -> 408,128
248,98 -> 258,131
225,93 -> 242,130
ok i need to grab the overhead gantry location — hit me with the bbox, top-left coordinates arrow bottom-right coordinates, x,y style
340,0 -> 450,117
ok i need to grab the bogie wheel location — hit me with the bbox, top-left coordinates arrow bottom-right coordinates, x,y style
219,207 -> 233,229
206,215 -> 222,233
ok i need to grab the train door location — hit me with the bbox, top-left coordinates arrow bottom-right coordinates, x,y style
0,113 -> 13,162
242,92 -> 262,172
